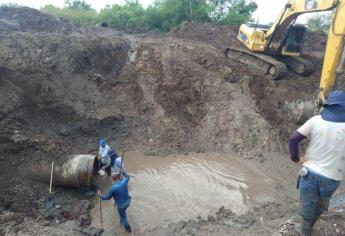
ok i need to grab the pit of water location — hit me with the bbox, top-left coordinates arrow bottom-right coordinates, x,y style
91,152 -> 278,235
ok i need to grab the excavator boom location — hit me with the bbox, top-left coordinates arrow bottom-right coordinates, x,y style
319,0 -> 345,101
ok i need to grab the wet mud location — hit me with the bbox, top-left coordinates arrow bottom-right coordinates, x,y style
90,152 -> 286,235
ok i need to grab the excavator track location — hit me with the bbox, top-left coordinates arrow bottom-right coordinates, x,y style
224,47 -> 288,80
276,56 -> 314,76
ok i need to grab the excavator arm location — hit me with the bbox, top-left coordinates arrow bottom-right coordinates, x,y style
265,0 -> 338,53
265,0 -> 345,102
319,0 -> 345,103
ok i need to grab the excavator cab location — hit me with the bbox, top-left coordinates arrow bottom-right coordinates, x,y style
281,24 -> 307,56
237,23 -> 269,53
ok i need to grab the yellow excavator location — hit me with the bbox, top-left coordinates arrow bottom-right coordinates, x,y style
225,0 -> 345,103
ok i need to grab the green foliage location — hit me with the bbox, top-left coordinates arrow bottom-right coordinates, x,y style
208,0 -> 257,24
41,2 -> 97,26
146,0 -> 210,31
65,0 -> 93,11
307,13 -> 331,32
40,0 -> 257,31
98,0 -> 149,32
221,1 -> 257,24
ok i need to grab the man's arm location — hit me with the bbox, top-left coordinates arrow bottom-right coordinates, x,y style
288,131 -> 306,163
98,149 -> 102,159
99,186 -> 115,200
122,172 -> 130,184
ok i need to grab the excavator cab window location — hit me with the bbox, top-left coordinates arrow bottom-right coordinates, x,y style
281,25 -> 307,54
245,22 -> 271,32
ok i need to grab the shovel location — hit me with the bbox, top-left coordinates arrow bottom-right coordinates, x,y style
120,150 -> 125,178
99,195 -> 103,226
44,162 -> 55,209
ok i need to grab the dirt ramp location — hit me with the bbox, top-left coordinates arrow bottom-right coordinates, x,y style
170,22 -> 241,50
171,22 -> 331,130
124,37 -> 278,154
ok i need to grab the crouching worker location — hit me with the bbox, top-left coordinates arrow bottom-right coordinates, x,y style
98,138 -> 113,176
288,90 -> 345,236
114,154 -> 127,176
98,172 -> 132,233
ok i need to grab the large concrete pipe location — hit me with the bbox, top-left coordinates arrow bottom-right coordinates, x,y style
25,155 -> 98,187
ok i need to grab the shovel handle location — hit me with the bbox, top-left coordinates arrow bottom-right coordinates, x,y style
49,162 -> 54,194
99,197 -> 103,226
120,150 -> 125,178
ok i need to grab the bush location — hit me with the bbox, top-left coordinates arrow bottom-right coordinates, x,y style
41,4 -> 97,26
40,0 -> 257,31
307,13 -> 331,33
98,1 -> 149,32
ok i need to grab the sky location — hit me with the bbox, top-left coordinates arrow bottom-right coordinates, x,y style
0,0 -> 314,23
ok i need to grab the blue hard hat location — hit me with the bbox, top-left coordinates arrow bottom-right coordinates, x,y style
324,90 -> 345,106
321,90 -> 345,122
99,138 -> 106,147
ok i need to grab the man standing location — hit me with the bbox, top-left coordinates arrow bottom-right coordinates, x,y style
288,90 -> 345,236
98,172 -> 132,233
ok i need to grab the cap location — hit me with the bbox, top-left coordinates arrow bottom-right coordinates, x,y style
324,90 -> 345,106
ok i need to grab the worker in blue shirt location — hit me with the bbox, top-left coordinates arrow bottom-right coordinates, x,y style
98,172 -> 132,232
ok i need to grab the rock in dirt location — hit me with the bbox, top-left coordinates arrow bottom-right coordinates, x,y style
286,100 -> 316,125
78,214 -> 92,226
80,226 -> 104,236
85,191 -> 95,198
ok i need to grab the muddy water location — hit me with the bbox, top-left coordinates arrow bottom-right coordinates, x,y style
91,152 -> 278,235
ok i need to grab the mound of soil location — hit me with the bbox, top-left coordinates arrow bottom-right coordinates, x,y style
0,6 -> 74,34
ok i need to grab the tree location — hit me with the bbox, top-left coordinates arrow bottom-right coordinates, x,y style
208,0 -> 257,24
41,1 -> 97,26
307,13 -> 331,32
65,0 -> 93,11
41,0 -> 257,31
146,0 -> 210,31
98,0 -> 149,32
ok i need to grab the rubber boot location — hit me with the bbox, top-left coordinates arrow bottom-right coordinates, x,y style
294,219 -> 312,236
301,221 -> 312,236
124,224 -> 132,233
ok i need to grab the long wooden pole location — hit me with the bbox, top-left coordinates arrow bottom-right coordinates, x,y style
49,162 -> 54,194
99,196 -> 103,226
120,150 -> 125,178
